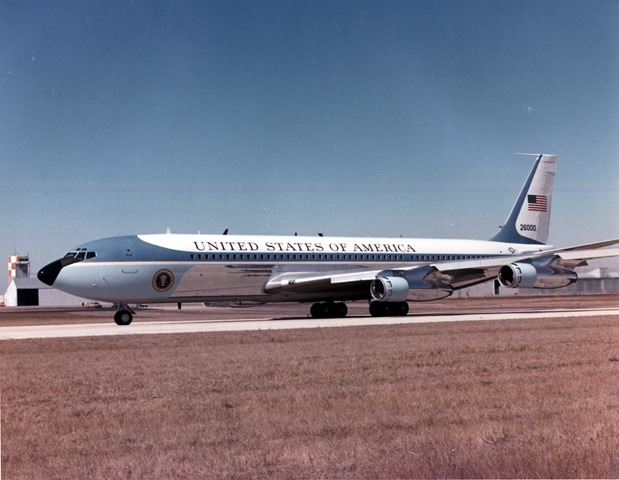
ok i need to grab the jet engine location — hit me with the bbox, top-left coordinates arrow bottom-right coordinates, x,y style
498,262 -> 577,289
497,262 -> 538,288
370,276 -> 409,302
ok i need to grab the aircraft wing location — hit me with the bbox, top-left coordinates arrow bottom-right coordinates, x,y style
556,238 -> 619,251
417,241 -> 619,291
264,256 -> 524,299
264,240 -> 619,300
432,242 -> 619,284
531,238 -> 619,269
553,247 -> 619,269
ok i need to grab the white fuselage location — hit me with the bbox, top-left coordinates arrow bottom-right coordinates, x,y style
49,233 -> 553,304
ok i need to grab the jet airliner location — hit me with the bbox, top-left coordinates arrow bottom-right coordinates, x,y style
38,154 -> 619,325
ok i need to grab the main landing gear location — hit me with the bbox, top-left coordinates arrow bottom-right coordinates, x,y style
309,301 -> 410,318
114,305 -> 135,325
369,301 -> 409,317
310,302 -> 348,318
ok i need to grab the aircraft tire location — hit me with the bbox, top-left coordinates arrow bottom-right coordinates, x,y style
396,301 -> 409,316
310,302 -> 348,319
114,309 -> 133,326
370,301 -> 408,317
369,301 -> 385,317
310,303 -> 324,318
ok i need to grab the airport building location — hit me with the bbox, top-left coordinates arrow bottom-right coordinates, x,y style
3,255 -> 86,307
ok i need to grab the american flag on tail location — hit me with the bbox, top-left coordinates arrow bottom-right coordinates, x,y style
527,194 -> 548,212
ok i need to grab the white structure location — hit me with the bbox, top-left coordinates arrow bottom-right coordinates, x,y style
8,254 -> 30,283
4,254 -> 87,306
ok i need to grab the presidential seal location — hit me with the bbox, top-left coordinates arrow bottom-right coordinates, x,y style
152,269 -> 174,292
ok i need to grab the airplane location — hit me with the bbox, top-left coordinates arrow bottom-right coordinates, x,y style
38,154 -> 619,325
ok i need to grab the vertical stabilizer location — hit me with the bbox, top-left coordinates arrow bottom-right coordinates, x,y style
490,154 -> 557,245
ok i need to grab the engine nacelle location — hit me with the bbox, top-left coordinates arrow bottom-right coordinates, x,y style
497,263 -> 538,288
498,262 -> 578,289
370,276 -> 409,302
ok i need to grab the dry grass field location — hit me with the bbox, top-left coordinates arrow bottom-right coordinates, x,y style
2,311 -> 619,478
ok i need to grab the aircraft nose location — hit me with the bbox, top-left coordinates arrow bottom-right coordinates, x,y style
37,259 -> 64,286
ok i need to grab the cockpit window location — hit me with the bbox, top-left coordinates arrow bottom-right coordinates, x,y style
63,250 -> 96,260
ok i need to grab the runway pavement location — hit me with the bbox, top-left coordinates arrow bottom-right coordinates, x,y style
1,304 -> 618,340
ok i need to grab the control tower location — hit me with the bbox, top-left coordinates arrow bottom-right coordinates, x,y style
8,254 -> 30,283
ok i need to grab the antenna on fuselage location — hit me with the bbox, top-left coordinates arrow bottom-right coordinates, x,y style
223,228 -> 228,235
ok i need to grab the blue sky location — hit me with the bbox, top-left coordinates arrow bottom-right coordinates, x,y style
1,0 -> 618,291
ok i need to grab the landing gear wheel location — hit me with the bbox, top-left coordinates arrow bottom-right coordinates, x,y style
114,309 -> 133,326
370,301 -> 385,317
310,302 -> 348,318
369,301 -> 409,317
395,301 -> 409,316
310,303 -> 323,318
336,302 -> 348,318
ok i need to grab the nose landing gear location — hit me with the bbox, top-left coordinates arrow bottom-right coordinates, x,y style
114,305 -> 135,325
